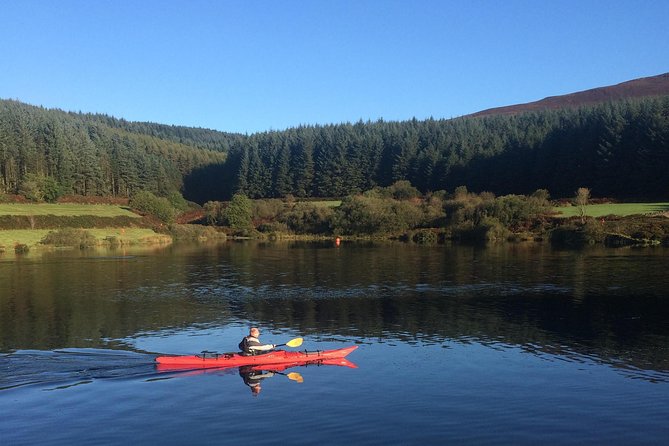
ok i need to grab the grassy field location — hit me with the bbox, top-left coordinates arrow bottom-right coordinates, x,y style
0,228 -> 170,250
0,204 -> 167,250
554,202 -> 669,218
0,203 -> 139,217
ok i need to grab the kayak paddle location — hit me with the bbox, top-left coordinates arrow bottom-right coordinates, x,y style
275,337 -> 304,348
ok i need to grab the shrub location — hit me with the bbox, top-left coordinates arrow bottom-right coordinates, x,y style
476,194 -> 550,228
252,199 -> 285,223
17,174 -> 66,202
104,236 -> 120,247
412,229 -> 438,244
334,194 -> 422,235
531,189 -> 551,203
453,185 -> 470,201
18,178 -> 43,202
203,201 -> 224,225
420,193 -> 447,227
280,202 -> 334,234
386,180 -> 421,200
14,243 -> 29,253
452,217 -> 509,242
41,228 -> 97,248
130,191 -> 176,223
257,221 -> 290,234
167,192 -> 190,212
223,193 -> 253,230
549,221 -> 604,247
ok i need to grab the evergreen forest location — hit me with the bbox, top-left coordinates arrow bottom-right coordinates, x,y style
1,96 -> 668,204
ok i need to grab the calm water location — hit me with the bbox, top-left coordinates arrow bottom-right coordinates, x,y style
1,241 -> 668,445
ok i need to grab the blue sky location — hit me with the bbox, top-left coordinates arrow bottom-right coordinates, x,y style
1,1 -> 668,134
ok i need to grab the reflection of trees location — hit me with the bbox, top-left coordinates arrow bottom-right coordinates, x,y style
1,242 -> 668,377
238,290 -> 669,374
0,248 -> 235,351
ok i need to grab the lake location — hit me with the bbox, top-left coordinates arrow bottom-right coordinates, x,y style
1,241 -> 668,445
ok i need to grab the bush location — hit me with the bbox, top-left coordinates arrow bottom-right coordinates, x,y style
412,229 -> 438,244
252,199 -> 285,223
104,236 -> 121,247
280,202 -> 334,234
14,243 -> 29,253
203,201 -> 224,225
223,193 -> 253,230
257,221 -> 290,234
17,174 -> 66,202
452,217 -> 509,242
334,194 -> 421,235
18,178 -> 43,202
40,228 -> 97,248
386,180 -> 421,200
130,191 -> 176,223
549,221 -> 604,247
167,192 -> 190,213
420,193 -> 447,227
476,194 -> 551,228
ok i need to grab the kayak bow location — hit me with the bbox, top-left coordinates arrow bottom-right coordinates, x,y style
155,345 -> 358,369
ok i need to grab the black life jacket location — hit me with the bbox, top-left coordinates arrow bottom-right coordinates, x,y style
238,337 -> 253,355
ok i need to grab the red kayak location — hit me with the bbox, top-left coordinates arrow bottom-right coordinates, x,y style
155,345 -> 358,370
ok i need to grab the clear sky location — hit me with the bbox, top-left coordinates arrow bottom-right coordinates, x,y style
1,0 -> 668,134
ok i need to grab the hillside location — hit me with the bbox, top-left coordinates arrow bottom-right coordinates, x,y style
0,99 -> 228,198
469,72 -> 669,117
2,73 -> 669,203
78,112 -> 245,152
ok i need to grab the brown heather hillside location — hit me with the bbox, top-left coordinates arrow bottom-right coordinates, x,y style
470,72 -> 669,117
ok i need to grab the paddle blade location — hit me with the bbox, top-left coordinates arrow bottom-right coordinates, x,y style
286,372 -> 304,383
285,337 -> 304,348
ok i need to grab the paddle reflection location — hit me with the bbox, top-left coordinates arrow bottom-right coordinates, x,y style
156,357 -> 357,396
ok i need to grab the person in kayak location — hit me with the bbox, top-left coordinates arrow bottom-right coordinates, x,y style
238,327 -> 276,356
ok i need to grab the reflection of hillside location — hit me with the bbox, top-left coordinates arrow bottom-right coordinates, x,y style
0,248 -> 235,351
1,242 -> 668,378
236,290 -> 669,376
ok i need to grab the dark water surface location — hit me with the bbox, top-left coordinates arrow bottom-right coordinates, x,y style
1,241 -> 668,445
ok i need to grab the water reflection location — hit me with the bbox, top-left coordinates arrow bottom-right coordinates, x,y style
1,241 -> 668,380
240,368 -> 280,396
0,347 -> 356,395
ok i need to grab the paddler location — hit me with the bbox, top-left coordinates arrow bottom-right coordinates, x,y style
238,327 -> 276,355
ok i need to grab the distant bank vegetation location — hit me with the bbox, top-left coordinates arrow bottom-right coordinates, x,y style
201,182 -> 669,247
1,182 -> 668,252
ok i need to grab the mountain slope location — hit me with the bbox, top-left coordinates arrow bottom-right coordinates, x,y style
469,72 -> 669,118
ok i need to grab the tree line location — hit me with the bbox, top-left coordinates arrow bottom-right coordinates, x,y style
189,95 -> 669,202
2,96 -> 668,203
0,100 -> 227,200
